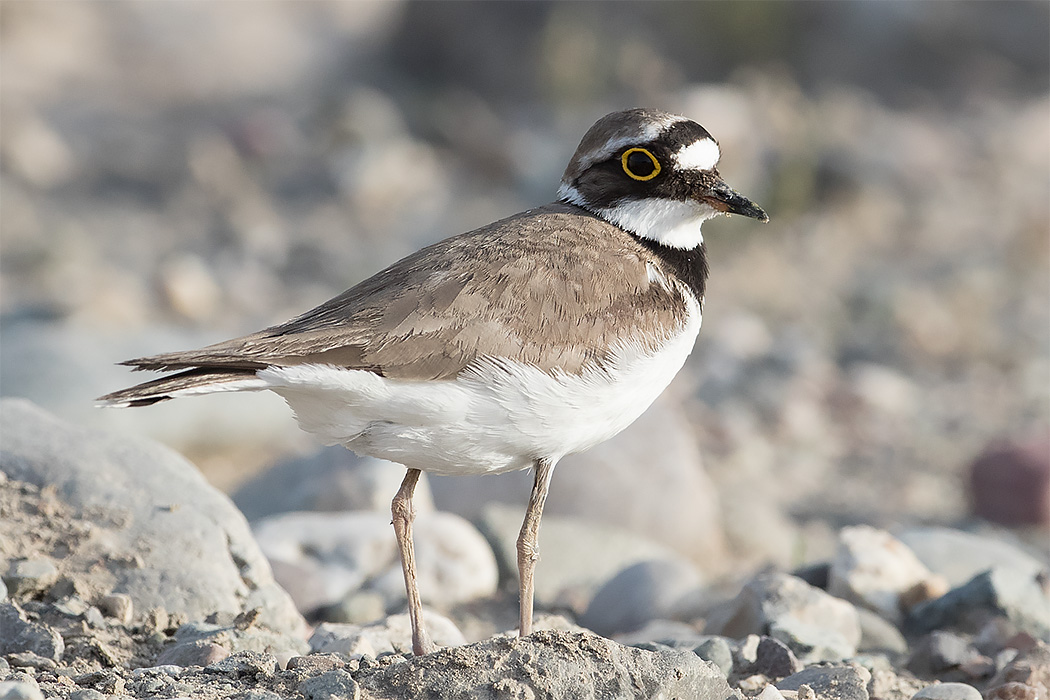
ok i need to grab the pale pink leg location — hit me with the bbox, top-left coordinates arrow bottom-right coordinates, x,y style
391,468 -> 436,655
516,458 -> 556,638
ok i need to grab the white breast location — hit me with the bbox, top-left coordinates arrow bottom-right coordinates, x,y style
258,294 -> 702,476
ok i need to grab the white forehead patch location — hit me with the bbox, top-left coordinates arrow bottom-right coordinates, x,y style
674,139 -> 720,171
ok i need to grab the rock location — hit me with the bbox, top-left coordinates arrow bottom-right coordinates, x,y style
232,446 -> 434,521
705,573 -> 862,662
856,606 -> 909,656
968,434 -> 1050,528
429,396 -> 726,562
97,593 -> 133,624
165,619 -> 308,668
309,612 -> 466,656
777,664 -> 872,700
299,669 -> 360,700
694,637 -> 735,678
828,525 -> 941,624
155,640 -> 230,668
0,399 -> 306,636
0,602 -> 64,661
477,502 -> 682,610
0,680 -> 44,700
206,650 -> 279,676
614,619 -> 709,648
4,652 -> 56,671
984,642 -> 1050,700
906,631 -> 984,677
744,636 -> 803,680
579,558 -> 704,636
911,682 -> 984,700
286,654 -> 346,674
905,568 -> 1050,639
3,559 -> 59,598
252,510 -> 497,615
353,629 -> 736,700
896,528 -> 1046,588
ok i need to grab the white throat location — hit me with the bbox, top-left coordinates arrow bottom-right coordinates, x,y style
559,184 -> 718,249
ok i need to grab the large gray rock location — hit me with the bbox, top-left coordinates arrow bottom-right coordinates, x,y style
232,446 -> 434,521
705,573 -> 862,663
353,630 -> 739,700
252,510 -> 497,615
429,396 -> 726,562
0,399 -> 306,637
776,664 -> 872,700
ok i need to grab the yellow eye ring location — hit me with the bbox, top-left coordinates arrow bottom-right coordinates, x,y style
621,147 -> 661,181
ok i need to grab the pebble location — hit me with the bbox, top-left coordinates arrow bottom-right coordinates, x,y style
286,654 -> 347,674
68,690 -> 106,700
777,664 -> 872,700
906,631 -> 983,676
906,567 -> 1050,639
299,669 -> 361,700
968,434 -> 1050,528
579,558 -> 703,636
695,637 -> 735,677
4,652 -> 56,672
828,525 -> 939,624
3,559 -> 59,598
705,573 -> 861,662
911,682 -> 984,700
0,680 -> 44,700
155,640 -> 231,667
98,593 -> 133,624
206,650 -> 279,676
745,636 -> 804,680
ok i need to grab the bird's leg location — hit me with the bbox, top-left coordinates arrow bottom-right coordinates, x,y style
516,458 -> 556,639
391,468 -> 435,656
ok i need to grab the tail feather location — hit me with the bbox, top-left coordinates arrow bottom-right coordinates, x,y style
98,367 -> 265,407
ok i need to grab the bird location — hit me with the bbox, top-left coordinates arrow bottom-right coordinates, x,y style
99,108 -> 768,656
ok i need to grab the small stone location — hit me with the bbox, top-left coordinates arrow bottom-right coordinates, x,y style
4,652 -> 56,672
74,670 -> 124,695
3,559 -> 59,599
693,637 -> 734,677
984,641 -> 1050,700
828,525 -> 938,624
83,606 -> 105,628
986,682 -> 1041,700
759,685 -> 788,700
0,680 -> 44,700
299,669 -> 360,700
705,573 -> 861,662
907,631 -> 982,676
68,690 -> 106,700
206,650 -> 278,676
155,640 -> 231,667
912,682 -> 984,700
97,594 -> 133,624
747,636 -> 803,680
968,434 -> 1050,528
777,664 -> 872,700
287,654 -> 347,674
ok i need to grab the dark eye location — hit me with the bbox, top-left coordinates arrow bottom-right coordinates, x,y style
621,147 -> 661,181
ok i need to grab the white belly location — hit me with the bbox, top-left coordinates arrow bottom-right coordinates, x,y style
259,299 -> 701,476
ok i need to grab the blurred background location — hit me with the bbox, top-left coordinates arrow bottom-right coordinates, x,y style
2,0 -> 1048,587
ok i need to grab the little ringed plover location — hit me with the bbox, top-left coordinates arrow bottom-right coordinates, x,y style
100,108 -> 769,655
